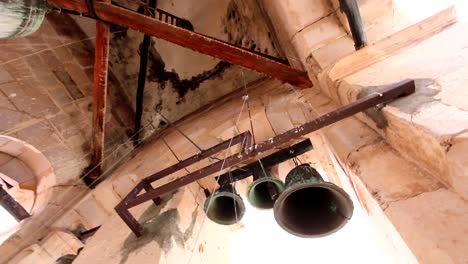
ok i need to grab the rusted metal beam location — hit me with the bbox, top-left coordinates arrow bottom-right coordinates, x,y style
143,132 -> 251,183
46,0 -> 312,88
115,80 -> 415,236
0,187 -> 30,221
89,0 -> 110,187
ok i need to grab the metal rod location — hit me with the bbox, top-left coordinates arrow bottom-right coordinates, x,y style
143,132 -> 251,183
216,139 -> 313,185
134,0 -> 157,145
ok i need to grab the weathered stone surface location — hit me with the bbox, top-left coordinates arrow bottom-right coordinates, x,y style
348,142 -> 443,209
385,189 -> 468,264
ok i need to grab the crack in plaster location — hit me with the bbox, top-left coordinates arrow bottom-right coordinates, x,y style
345,138 -> 383,163
290,6 -> 339,42
382,187 -> 445,211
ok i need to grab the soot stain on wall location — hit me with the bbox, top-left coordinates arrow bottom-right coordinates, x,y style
224,0 -> 279,56
147,46 -> 231,98
119,191 -> 198,264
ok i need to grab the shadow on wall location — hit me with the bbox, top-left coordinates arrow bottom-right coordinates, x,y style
120,191 -> 198,264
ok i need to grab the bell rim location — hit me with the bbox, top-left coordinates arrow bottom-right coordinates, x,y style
246,177 -> 285,209
204,191 -> 246,225
273,182 -> 354,238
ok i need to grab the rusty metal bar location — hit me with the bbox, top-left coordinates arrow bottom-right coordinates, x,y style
143,132 -> 251,183
254,79 -> 415,153
46,0 -> 312,88
216,139 -> 313,185
116,80 -> 415,236
115,203 -> 143,236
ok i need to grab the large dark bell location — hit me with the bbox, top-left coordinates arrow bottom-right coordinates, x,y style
274,164 -> 353,238
204,184 -> 245,225
247,172 -> 285,209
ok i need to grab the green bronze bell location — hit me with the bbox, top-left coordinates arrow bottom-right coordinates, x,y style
273,164 -> 354,238
246,168 -> 285,209
204,184 -> 245,225
0,0 -> 49,38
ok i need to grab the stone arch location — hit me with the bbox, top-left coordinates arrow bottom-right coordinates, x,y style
0,136 -> 56,215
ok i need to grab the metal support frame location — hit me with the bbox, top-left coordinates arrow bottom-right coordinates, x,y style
114,79 -> 415,237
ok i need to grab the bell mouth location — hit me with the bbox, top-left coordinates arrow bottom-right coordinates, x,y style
273,182 -> 353,238
204,191 -> 245,225
247,177 -> 285,209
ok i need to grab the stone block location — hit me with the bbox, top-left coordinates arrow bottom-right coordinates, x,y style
52,70 -> 85,100
385,189 -> 468,264
447,132 -> 468,199
74,196 -> 111,229
14,122 -> 61,151
0,65 -> 13,84
311,35 -> 355,69
111,174 -> 138,199
48,86 -> 73,107
261,0 -> 332,39
7,244 -> 54,264
0,107 -> 28,132
0,81 -> 59,118
68,41 -> 95,67
64,62 -> 91,90
291,14 -> 347,62
324,116 -> 381,161
40,229 -> 83,260
348,142 -> 442,209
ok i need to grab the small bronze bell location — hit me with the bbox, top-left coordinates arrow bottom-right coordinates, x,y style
204,184 -> 245,225
246,168 -> 285,209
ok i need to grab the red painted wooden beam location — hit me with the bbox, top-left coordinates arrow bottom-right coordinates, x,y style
46,0 -> 312,88
90,0 -> 110,182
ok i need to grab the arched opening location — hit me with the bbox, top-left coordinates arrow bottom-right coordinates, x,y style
0,136 -> 56,243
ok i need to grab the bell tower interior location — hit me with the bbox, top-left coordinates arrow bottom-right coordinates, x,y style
0,0 -> 467,263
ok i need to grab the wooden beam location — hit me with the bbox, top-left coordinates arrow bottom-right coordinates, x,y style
46,0 -> 312,88
90,0 -> 111,184
0,187 -> 29,221
327,6 -> 457,81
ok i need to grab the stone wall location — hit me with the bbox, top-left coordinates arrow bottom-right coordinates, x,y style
259,0 -> 468,263
0,11 -> 134,262
108,0 -> 281,138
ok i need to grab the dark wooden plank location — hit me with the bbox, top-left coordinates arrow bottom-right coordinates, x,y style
46,0 -> 312,88
0,187 -> 29,221
134,0 -> 157,144
90,0 -> 110,180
